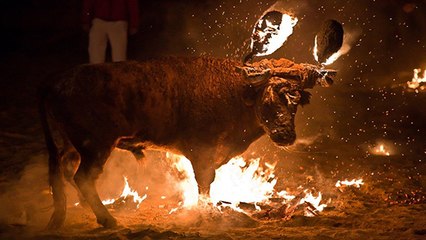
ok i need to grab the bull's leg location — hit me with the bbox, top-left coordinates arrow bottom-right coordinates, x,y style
116,138 -> 146,162
61,145 -> 88,207
191,161 -> 216,196
46,149 -> 66,230
73,144 -> 117,228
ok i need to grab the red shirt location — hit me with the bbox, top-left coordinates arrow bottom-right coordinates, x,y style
82,0 -> 139,29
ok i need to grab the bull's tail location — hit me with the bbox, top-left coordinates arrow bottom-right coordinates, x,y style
38,86 -> 66,229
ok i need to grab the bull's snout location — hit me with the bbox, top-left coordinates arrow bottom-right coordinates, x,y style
269,128 -> 296,146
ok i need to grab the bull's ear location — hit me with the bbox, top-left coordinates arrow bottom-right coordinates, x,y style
299,90 -> 312,106
242,84 -> 257,106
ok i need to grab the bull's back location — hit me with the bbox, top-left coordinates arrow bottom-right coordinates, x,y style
47,57 -> 253,146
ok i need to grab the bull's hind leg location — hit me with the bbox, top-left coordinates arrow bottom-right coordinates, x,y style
46,148 -> 67,229
60,142 -> 88,207
73,143 -> 117,228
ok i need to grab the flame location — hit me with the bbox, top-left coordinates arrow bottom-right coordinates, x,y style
75,176 -> 147,208
335,178 -> 364,188
166,154 -> 328,216
252,13 -> 298,56
407,68 -> 426,89
116,176 -> 147,208
166,152 -> 199,208
313,34 -> 353,66
299,191 -> 327,217
371,143 -> 391,156
210,157 -> 277,208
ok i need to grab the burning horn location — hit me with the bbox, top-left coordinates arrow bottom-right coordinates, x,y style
314,19 -> 344,65
243,9 -> 298,64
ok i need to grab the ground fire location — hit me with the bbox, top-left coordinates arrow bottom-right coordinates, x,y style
406,68 -> 426,91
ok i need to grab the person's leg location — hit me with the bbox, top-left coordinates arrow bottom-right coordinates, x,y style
88,18 -> 108,63
107,21 -> 128,62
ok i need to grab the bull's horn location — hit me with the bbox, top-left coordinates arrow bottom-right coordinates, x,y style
299,63 -> 335,89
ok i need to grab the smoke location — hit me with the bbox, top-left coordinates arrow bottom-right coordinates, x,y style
0,154 -> 51,229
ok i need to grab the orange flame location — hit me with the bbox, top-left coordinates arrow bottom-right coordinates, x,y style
166,152 -> 199,208
371,143 -> 391,156
101,176 -> 147,208
407,68 -> 426,89
75,176 -> 147,208
335,178 -> 364,188
210,157 -> 277,209
313,34 -> 353,66
299,191 -> 327,217
252,13 -> 298,56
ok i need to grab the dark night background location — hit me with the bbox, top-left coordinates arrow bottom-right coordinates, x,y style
0,0 -> 425,239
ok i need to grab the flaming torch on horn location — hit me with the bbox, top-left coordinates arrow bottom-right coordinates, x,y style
243,9 -> 298,64
311,19 -> 346,82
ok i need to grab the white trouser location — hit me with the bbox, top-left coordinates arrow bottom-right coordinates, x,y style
88,18 -> 128,63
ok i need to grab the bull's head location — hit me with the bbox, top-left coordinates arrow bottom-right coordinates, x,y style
239,58 -> 335,146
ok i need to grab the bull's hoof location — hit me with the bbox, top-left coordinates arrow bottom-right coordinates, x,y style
97,216 -> 117,228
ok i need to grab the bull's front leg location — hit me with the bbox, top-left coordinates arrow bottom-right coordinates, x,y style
191,159 -> 216,195
185,145 -> 232,197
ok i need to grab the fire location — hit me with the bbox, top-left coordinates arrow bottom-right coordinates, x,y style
335,178 -> 364,188
407,68 -> 426,89
166,152 -> 199,208
313,34 -> 352,66
371,143 -> 391,156
299,191 -> 327,217
209,157 -> 277,208
164,154 -> 329,218
102,176 -> 147,208
75,176 -> 147,209
251,12 -> 298,57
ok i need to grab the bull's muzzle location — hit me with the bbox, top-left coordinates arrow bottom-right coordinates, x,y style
269,128 -> 296,146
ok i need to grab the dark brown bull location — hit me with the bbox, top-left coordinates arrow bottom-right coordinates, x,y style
39,57 -> 333,229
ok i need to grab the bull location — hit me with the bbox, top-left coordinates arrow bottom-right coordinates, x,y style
39,56 -> 334,229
